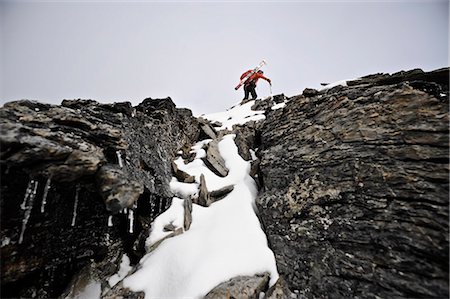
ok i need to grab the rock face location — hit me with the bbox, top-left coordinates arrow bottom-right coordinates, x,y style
1,67 -> 448,299
0,97 -> 199,298
256,68 -> 449,298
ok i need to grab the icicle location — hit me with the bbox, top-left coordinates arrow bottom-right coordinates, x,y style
108,215 -> 113,227
21,179 -> 34,210
128,209 -> 134,234
71,185 -> 80,227
5,165 -> 10,174
19,180 -> 38,244
116,151 -> 123,168
157,198 -> 162,214
40,177 -> 51,213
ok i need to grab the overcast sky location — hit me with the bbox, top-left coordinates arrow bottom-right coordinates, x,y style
1,0 -> 448,115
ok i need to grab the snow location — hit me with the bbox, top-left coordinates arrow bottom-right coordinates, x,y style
108,254 -> 132,287
271,102 -> 286,110
203,100 -> 265,131
123,134 -> 279,299
69,281 -> 101,299
170,178 -> 199,199
145,197 -> 185,248
319,79 -> 354,91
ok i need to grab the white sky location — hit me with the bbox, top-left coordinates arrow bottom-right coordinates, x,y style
1,0 -> 448,115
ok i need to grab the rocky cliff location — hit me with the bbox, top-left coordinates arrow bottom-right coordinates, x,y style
1,67 -> 448,298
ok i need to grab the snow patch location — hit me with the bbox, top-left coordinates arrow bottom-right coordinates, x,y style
170,177 -> 199,199
144,197 -> 185,249
203,100 -> 265,131
108,254 -> 132,288
319,78 -> 355,91
271,102 -> 286,110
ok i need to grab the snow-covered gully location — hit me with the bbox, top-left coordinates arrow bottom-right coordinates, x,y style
116,100 -> 280,298
123,135 -> 278,298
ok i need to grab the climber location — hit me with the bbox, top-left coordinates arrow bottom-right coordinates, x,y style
241,70 -> 271,100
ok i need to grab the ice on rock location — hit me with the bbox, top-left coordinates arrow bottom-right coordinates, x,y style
116,151 -> 123,168
19,179 -> 39,244
71,185 -> 80,227
128,209 -> 134,234
40,177 -> 51,213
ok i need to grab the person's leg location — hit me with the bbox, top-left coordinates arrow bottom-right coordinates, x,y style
250,83 -> 257,99
244,85 -> 250,100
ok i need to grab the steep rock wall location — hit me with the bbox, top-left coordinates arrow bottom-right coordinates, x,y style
0,98 -> 199,298
255,68 -> 449,298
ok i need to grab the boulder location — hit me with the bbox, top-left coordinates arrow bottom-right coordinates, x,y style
209,185 -> 234,202
195,173 -> 211,207
205,273 -> 270,299
202,140 -> 229,177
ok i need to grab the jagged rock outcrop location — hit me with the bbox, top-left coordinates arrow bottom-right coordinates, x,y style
1,67 -> 448,299
0,97 -> 199,298
255,68 -> 449,298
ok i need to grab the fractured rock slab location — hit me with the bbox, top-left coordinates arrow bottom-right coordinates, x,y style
171,161 -> 195,183
194,173 -> 211,207
202,140 -> 229,177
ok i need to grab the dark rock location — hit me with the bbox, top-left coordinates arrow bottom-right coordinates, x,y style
233,123 -> 259,161
264,276 -> 296,299
302,88 -> 319,97
184,197 -> 193,231
205,273 -> 270,299
172,161 -> 195,184
209,185 -> 234,202
136,97 -> 176,115
198,118 -> 218,141
163,223 -> 177,232
202,140 -> 229,177
96,165 -> 144,213
195,173 -> 211,207
251,98 -> 274,111
0,98 -> 199,298
256,68 -> 449,298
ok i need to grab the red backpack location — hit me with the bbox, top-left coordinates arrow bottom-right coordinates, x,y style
240,70 -> 253,81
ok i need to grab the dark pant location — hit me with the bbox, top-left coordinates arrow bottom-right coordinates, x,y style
244,82 -> 257,100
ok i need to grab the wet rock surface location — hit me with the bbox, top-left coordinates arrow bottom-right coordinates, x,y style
0,97 -> 199,298
256,68 -> 449,298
